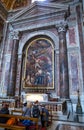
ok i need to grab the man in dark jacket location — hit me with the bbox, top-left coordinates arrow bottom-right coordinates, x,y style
0,103 -> 9,123
41,104 -> 49,127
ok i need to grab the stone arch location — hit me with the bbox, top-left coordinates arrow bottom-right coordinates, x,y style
18,30 -> 59,55
17,30 -> 59,94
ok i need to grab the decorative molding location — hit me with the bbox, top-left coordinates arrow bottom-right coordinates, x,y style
56,21 -> 68,33
8,24 -> 19,40
8,24 -> 14,39
11,20 -> 66,33
18,30 -> 59,54
8,1 -> 70,22
13,31 -> 19,40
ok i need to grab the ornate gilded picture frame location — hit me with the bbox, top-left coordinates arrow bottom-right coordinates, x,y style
22,38 -> 54,90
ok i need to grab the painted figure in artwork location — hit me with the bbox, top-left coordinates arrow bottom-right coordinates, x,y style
23,38 -> 54,89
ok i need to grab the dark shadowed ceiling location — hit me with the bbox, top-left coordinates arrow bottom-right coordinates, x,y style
0,0 -> 74,10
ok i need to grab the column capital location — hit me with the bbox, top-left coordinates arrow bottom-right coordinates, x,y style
56,21 -> 68,33
8,24 -> 19,40
13,31 -> 19,40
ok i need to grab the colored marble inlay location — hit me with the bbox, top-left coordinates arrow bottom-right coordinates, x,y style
69,28 -> 76,45
76,5 -> 84,86
70,54 -> 79,93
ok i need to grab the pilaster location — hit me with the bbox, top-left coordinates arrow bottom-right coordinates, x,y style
56,21 -> 69,99
7,30 -> 19,96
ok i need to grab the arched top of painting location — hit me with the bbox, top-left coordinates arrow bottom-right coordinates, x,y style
22,35 -> 55,53
27,38 -> 54,52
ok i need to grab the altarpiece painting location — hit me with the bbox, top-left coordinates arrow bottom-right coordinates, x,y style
22,38 -> 54,90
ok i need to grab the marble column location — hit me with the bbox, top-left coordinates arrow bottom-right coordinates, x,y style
57,22 -> 69,99
7,31 -> 19,96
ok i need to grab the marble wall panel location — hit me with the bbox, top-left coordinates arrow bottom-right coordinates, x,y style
15,56 -> 22,96
69,27 -> 76,45
69,52 -> 82,95
76,5 -> 84,86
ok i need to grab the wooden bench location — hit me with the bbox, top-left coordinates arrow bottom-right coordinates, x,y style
11,109 -> 24,115
0,123 -> 25,130
0,114 -> 38,130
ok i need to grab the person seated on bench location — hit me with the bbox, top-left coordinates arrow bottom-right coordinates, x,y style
21,102 -> 34,127
32,100 -> 42,129
0,102 -> 9,123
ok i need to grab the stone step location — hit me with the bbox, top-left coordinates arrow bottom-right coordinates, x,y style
51,111 -> 67,121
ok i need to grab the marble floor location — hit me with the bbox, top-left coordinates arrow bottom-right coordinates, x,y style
47,121 -> 84,130
0,120 -> 84,130
47,101 -> 84,130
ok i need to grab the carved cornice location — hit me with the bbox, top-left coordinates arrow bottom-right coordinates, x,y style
5,2 -> 70,36
9,20 -> 67,34
8,2 -> 70,22
6,2 -> 70,35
